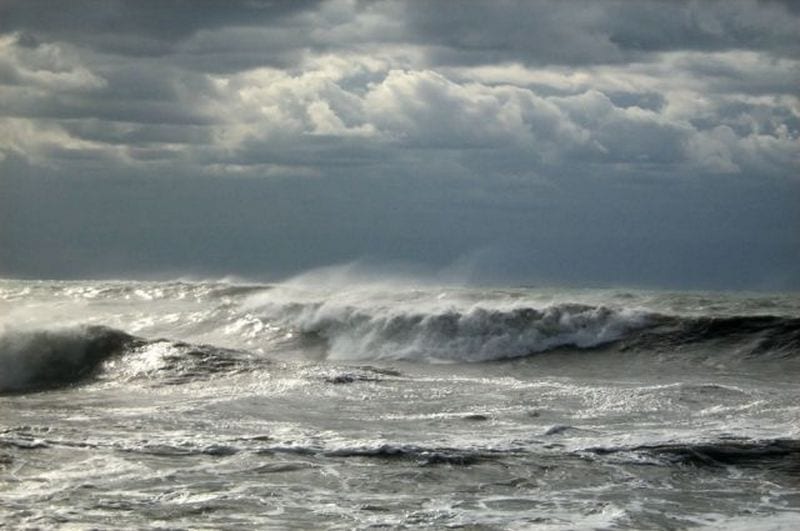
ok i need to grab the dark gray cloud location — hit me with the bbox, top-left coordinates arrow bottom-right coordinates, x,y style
404,0 -> 800,66
0,0 -> 798,289
0,0 -> 324,55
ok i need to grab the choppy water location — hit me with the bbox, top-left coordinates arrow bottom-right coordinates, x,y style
1,276 -> 799,529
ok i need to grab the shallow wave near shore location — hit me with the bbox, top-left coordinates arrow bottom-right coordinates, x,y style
2,277 -> 799,529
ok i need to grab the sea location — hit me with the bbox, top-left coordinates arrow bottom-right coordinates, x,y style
1,275 -> 799,530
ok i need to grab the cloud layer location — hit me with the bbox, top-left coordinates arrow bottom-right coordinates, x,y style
1,0 -> 798,287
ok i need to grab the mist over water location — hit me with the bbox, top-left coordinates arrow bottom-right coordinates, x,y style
2,274 -> 799,529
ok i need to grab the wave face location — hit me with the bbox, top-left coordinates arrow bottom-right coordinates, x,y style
619,315 -> 800,358
0,325 -> 137,393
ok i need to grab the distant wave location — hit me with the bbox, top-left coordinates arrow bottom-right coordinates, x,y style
0,325 -> 137,394
0,279 -> 270,304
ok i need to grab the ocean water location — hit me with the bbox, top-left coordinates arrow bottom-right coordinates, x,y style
1,276 -> 799,529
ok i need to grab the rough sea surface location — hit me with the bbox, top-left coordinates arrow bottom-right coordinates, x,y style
1,277 -> 799,529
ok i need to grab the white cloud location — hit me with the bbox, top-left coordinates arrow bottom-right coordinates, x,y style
685,125 -> 741,174
0,34 -> 106,91
0,3 -> 796,181
0,117 -> 124,166
362,69 -> 529,146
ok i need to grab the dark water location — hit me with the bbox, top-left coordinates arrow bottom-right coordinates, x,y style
2,278 -> 799,529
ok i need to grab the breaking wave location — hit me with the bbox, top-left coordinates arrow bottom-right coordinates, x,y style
0,325 -> 138,394
253,302 -> 652,362
0,325 -> 266,394
252,297 -> 800,362
1,308 -> 797,394
2,278 -> 798,393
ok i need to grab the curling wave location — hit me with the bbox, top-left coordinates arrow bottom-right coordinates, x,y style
0,325 -> 266,393
0,325 -> 138,394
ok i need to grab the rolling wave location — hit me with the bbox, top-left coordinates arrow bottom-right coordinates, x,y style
618,315 -> 800,357
2,297 -> 797,393
0,325 -> 138,394
0,325 -> 261,394
280,303 -> 652,362
585,438 -> 800,473
254,298 -> 800,362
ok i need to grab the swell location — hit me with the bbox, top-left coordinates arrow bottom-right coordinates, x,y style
0,424 -> 505,468
585,438 -> 800,473
618,315 -> 800,358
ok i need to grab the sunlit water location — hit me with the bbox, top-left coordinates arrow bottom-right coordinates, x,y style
2,278 -> 799,529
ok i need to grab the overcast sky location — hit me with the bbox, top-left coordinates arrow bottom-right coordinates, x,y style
0,0 -> 798,289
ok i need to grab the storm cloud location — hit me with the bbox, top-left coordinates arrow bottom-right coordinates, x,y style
1,0 -> 798,289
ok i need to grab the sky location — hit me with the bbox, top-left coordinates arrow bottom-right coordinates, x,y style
0,0 -> 798,290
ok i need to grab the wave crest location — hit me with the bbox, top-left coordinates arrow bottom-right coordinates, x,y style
249,289 -> 800,362
261,302 -> 653,362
